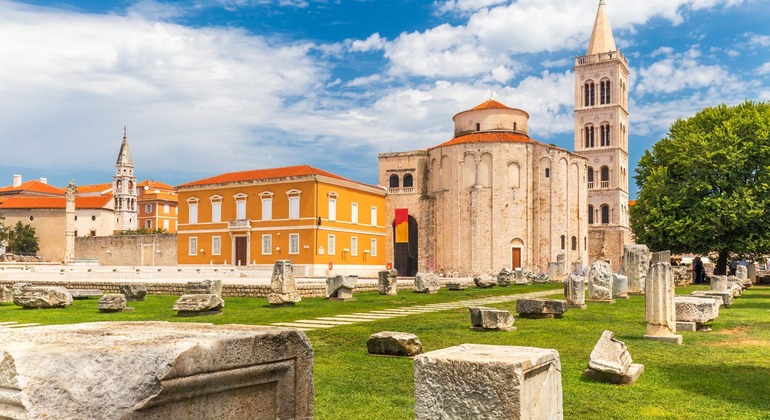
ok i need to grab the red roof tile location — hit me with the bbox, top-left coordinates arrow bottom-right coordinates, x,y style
178,165 -> 357,188
0,180 -> 64,196
0,196 -> 112,210
470,99 -> 513,111
138,180 -> 175,190
76,183 -> 113,195
431,132 -> 533,149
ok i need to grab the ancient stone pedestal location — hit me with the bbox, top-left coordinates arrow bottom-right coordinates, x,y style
675,296 -> 720,332
691,290 -> 733,308
548,262 -> 559,282
623,244 -> 649,295
612,274 -> 628,299
378,269 -> 398,295
473,274 -> 496,288
326,275 -> 357,301
446,282 -> 466,291
367,331 -> 423,357
747,263 -> 757,286
173,294 -> 224,316
563,274 -> 586,309
13,286 -> 73,309
186,279 -> 223,297
414,344 -> 563,420
709,275 -> 729,292
0,322 -> 314,419
514,268 -> 527,285
69,289 -> 103,299
644,251 -> 683,345
267,260 -> 301,306
516,298 -> 568,319
468,307 -> 516,331
497,268 -> 512,286
120,284 -> 147,301
588,261 -> 614,303
556,253 -> 567,277
531,273 -> 549,284
414,272 -> 440,294
583,330 -> 644,384
97,293 -> 130,313
0,286 -> 13,303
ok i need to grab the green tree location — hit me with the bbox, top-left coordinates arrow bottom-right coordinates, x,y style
0,212 -> 9,249
7,221 -> 40,255
630,101 -> 770,274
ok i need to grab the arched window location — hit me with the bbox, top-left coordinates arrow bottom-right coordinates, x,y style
389,174 -> 399,189
476,123 -> 481,131
584,125 -> 595,148
600,124 -> 611,146
587,166 -> 594,189
545,168 -> 550,178
584,82 -> 595,106
403,174 -> 414,188
572,236 -> 577,251
600,166 -> 609,188
601,204 -> 610,224
560,235 -> 566,250
513,122 -> 518,132
588,205 -> 594,224
600,79 -> 611,104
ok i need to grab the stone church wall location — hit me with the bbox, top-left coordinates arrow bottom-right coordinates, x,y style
76,233 -> 177,266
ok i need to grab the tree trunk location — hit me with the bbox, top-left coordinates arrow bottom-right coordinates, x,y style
715,250 -> 729,275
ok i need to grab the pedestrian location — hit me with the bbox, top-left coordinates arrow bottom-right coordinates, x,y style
693,256 -> 705,284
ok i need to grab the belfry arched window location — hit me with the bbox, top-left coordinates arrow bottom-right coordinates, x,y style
587,166 -> 594,189
600,166 -> 610,188
389,174 -> 399,189
584,125 -> 595,148
601,204 -> 610,224
403,174 -> 414,188
600,123 -> 611,147
584,81 -> 595,106
600,79 -> 611,105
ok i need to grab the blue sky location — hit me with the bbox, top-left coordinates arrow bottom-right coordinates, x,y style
0,0 -> 768,197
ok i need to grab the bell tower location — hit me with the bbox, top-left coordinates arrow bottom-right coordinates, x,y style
113,127 -> 137,232
574,0 -> 632,269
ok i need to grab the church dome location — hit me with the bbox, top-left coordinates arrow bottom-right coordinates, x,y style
441,99 -> 530,147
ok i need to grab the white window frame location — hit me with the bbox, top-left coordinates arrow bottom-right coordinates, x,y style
145,219 -> 152,229
327,234 -> 336,255
145,204 -> 152,214
210,196 -> 222,223
188,237 -> 198,256
287,189 -> 301,220
370,238 -> 377,257
212,236 -> 221,255
351,202 -> 359,224
262,234 -> 272,255
234,193 -> 248,220
328,192 -> 337,221
260,192 -> 273,221
187,198 -> 199,224
163,219 -> 169,230
289,233 -> 300,254
163,204 -> 169,214
371,206 -> 377,226
351,236 -> 358,256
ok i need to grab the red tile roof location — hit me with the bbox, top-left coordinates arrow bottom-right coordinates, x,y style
0,196 -> 112,210
431,132 -> 533,149
0,180 -> 64,196
138,180 -> 175,190
470,99 -> 513,111
178,165 -> 356,188
76,183 -> 113,195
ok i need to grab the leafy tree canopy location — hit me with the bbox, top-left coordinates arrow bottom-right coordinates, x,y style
630,101 -> 770,273
7,221 -> 40,255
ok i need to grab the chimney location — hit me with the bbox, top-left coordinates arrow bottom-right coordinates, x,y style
39,177 -> 48,184
12,174 -> 21,188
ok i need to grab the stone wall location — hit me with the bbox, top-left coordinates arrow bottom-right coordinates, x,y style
76,234 -> 178,266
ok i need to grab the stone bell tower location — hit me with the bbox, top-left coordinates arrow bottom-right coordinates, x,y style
113,127 -> 138,232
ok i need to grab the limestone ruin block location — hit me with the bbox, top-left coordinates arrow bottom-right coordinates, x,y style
531,273 -> 549,284
588,261 -> 613,301
584,330 -> 644,385
367,331 -> 423,357
0,285 -> 12,303
497,268 -> 513,286
0,322 -> 314,419
267,260 -> 301,306
186,279 -> 223,297
747,263 -> 757,286
709,275 -> 729,292
326,275 -> 357,300
672,266 -> 691,286
644,251 -> 682,344
612,274 -> 628,299
675,296 -> 719,323
473,274 -> 497,289
97,293 -> 128,312
727,280 -> 743,297
556,253 -> 567,276
414,272 -> 440,294
691,290 -> 733,308
548,262 -> 559,282
12,282 -> 31,295
69,289 -> 103,299
446,282 -> 466,290
414,344 -> 563,420
13,286 -> 73,309
378,269 -> 398,295
468,306 -> 515,331
564,274 -> 586,308
623,244 -> 649,294
119,283 -> 147,301
173,294 -> 224,315
735,265 -> 747,281
516,298 -> 568,319
514,268 -> 527,285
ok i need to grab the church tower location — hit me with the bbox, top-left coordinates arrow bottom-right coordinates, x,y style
574,0 -> 632,270
113,127 -> 138,232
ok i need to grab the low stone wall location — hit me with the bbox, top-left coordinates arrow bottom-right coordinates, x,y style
75,234 -> 178,266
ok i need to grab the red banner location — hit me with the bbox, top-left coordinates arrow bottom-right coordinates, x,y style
395,208 -> 408,243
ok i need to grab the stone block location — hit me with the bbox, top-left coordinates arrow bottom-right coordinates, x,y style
531,273 -> 549,284
173,294 -> 224,316
548,262 -> 559,282
473,274 -> 497,288
672,266 -> 690,286
69,289 -> 103,299
326,275 -> 357,301
414,344 -> 563,420
268,260 -> 301,306
709,275 -> 729,292
516,298 -> 568,319
0,285 -> 12,303
497,268 -> 513,286
588,261 -> 613,301
446,282 -> 466,291
378,269 -> 398,295
583,330 -> 644,385
186,279 -> 223,297
367,331 -> 423,357
0,322 -> 314,419
623,244 -> 649,294
675,296 -> 719,323
691,290 -> 733,308
514,268 -> 527,285
468,306 -> 515,331
644,254 -> 682,345
414,272 -> 440,294
563,274 -> 586,309
119,283 -> 147,301
97,293 -> 128,312
13,286 -> 73,309
612,274 -> 628,299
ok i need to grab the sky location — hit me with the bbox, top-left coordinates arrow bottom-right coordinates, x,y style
0,0 -> 768,198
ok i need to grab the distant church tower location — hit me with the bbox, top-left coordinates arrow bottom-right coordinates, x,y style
113,127 -> 137,232
574,0 -> 632,270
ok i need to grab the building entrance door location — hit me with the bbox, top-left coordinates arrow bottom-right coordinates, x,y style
235,236 -> 247,266
393,216 -> 418,276
511,247 -> 522,269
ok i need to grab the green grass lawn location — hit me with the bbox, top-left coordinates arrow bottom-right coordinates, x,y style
2,283 -> 769,419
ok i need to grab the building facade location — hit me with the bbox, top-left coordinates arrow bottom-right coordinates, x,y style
379,99 -> 589,277
574,0 -> 633,270
137,180 -> 178,233
176,165 -> 386,276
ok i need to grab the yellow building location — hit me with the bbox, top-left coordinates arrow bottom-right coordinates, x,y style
137,180 -> 178,233
176,165 -> 386,276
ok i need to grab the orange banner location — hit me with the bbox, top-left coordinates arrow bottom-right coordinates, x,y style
395,208 -> 408,243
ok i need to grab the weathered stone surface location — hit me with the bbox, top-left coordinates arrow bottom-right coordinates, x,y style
446,282 -> 466,291
584,330 -> 644,385
97,293 -> 127,312
514,268 -> 527,285
12,282 -> 31,295
367,331 -> 423,357
675,296 -> 719,323
727,281 -> 743,297
563,274 -> 586,308
516,298 -> 568,319
468,306 -> 515,331
644,252 -> 682,344
557,253 -> 567,277
672,266 -> 691,286
69,289 -> 103,299
691,290 -> 734,308
186,279 -> 223,297
747,263 -> 757,285
0,286 -> 12,303
13,286 -> 73,308
612,274 -> 628,299
326,275 -> 357,300
531,273 -> 549,284
267,260 -> 301,306
0,322 -> 314,419
120,283 -> 147,301
497,268 -> 513,286
588,261 -> 613,301
736,265 -> 748,282
548,262 -> 559,282
473,274 -> 497,289
414,344 -> 563,420
414,272 -> 440,294
173,294 -> 224,314
623,244 -> 649,294
709,275 -> 729,292
378,269 -> 398,295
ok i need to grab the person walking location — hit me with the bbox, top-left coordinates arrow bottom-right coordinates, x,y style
693,256 -> 706,285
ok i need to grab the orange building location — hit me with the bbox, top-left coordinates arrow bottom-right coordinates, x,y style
176,165 -> 386,276
137,180 -> 178,233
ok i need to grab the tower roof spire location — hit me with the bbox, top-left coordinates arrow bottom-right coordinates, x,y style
587,0 -> 616,55
116,127 -> 133,167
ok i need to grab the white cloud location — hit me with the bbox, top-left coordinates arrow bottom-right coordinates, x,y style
748,33 -> 770,48
758,62 -> 770,75
434,0 -> 507,15
350,33 -> 386,53
635,48 -> 735,95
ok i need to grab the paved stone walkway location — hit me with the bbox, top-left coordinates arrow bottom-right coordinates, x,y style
0,321 -> 41,329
